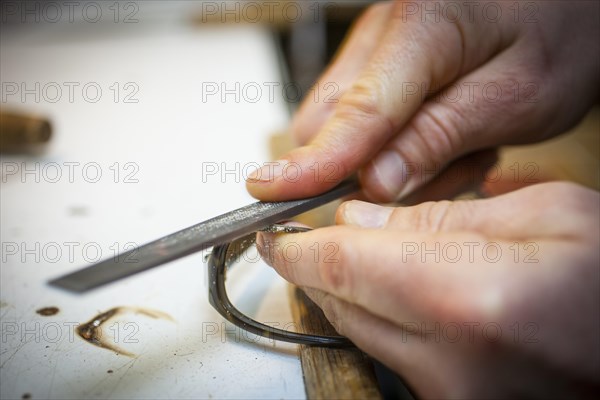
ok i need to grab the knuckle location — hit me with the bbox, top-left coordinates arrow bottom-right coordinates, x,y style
337,77 -> 383,118
410,200 -> 455,232
391,198 -> 477,233
402,104 -> 465,164
335,75 -> 395,133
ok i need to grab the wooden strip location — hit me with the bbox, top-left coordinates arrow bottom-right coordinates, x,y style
288,285 -> 382,400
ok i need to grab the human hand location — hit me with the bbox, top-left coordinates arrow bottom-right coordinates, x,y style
256,182 -> 600,398
246,1 -> 599,202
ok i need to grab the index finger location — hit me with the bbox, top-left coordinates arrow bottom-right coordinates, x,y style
246,1 -> 491,201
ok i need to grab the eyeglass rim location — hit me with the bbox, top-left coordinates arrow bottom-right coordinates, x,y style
207,232 -> 353,347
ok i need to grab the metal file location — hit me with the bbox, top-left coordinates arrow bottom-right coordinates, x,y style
49,180 -> 359,292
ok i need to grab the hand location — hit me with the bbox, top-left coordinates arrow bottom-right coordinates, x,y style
256,182 -> 600,398
246,1 -> 599,202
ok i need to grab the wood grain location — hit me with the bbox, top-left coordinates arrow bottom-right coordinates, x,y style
288,285 -> 382,400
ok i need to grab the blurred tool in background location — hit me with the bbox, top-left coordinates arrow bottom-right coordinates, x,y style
0,111 -> 52,153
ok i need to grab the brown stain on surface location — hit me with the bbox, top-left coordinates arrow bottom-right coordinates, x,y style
76,307 -> 173,357
36,307 -> 59,316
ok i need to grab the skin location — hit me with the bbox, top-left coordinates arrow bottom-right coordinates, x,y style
257,183 -> 599,397
246,1 -> 599,397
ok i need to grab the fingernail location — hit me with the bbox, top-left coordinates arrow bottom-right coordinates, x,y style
247,160 -> 289,183
367,150 -> 408,200
341,201 -> 391,228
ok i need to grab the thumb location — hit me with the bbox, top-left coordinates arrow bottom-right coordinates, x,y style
336,182 -> 593,241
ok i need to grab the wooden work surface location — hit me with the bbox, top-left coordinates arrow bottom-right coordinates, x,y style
289,286 -> 382,400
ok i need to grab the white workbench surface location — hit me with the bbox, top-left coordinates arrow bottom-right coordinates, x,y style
1,4 -> 304,399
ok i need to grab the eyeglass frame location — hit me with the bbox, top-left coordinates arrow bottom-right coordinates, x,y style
207,224 -> 353,347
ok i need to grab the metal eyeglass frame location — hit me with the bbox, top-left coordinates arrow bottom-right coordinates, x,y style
207,224 -> 353,347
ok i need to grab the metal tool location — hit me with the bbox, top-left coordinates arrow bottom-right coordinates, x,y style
49,180 -> 359,292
